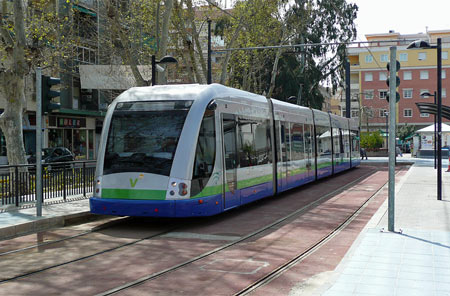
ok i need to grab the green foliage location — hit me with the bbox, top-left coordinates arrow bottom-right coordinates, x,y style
221,0 -> 358,107
360,131 -> 383,149
277,0 -> 358,107
397,124 -> 416,141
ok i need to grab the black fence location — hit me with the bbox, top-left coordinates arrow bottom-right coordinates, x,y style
0,161 -> 96,207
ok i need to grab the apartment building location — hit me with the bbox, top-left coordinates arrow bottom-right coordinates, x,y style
345,30 -> 450,134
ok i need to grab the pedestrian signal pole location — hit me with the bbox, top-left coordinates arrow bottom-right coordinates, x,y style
36,68 -> 43,217
388,47 -> 398,232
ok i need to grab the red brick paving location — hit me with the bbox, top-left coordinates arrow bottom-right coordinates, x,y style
0,165 -> 408,296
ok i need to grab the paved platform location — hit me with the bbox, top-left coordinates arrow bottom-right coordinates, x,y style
320,163 -> 450,295
0,197 -> 92,240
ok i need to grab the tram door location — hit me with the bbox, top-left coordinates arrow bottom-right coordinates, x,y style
279,122 -> 290,190
222,115 -> 240,210
305,124 -> 315,180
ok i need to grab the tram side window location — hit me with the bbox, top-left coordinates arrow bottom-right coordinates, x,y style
254,119 -> 270,165
285,123 -> 291,162
238,119 -> 254,167
344,129 -> 351,155
291,123 -> 304,161
332,128 -> 343,155
191,110 -> 216,196
304,124 -> 313,157
316,125 -> 331,156
237,117 -> 271,167
351,129 -> 360,154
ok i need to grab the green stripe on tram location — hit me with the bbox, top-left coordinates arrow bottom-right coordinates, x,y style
191,185 -> 222,199
238,174 -> 273,189
102,188 -> 167,200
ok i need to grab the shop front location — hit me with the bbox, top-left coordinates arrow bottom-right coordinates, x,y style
47,115 -> 96,160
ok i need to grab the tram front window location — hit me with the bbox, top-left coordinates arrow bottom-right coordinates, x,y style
103,101 -> 192,176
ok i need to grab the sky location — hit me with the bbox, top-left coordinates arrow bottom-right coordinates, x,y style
349,0 -> 450,41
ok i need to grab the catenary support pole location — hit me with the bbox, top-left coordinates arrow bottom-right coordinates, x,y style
345,58 -> 350,118
388,47 -> 397,232
437,38 -> 442,201
36,68 -> 43,217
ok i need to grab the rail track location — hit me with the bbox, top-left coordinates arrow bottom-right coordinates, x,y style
0,165 -> 403,295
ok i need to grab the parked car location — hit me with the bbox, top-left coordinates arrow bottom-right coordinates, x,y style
28,147 -> 75,169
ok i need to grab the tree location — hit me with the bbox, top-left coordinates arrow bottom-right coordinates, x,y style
0,0 -> 28,166
397,124 -> 416,142
276,0 -> 358,108
0,0 -> 80,166
361,131 -> 383,150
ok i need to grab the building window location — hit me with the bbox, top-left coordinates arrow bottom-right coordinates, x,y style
380,109 -> 388,117
420,89 -> 430,98
404,109 -> 412,117
365,72 -> 373,81
420,70 -> 429,80
75,46 -> 97,65
351,109 -> 359,118
379,90 -> 388,99
403,71 -> 412,80
442,70 -> 446,79
399,53 -> 408,62
364,90 -> 374,99
418,52 -> 427,60
420,112 -> 430,118
442,51 -> 448,60
379,72 -> 387,81
365,55 -> 373,63
443,88 -> 447,98
380,54 -> 389,62
403,89 -> 413,99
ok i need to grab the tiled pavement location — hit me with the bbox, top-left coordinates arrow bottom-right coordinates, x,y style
322,165 -> 450,296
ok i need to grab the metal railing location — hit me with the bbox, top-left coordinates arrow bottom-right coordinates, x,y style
0,160 -> 96,207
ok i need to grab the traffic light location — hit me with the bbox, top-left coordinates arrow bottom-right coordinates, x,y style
42,75 -> 61,114
385,61 -> 401,103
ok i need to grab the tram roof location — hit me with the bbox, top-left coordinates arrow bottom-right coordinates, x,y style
114,83 -> 269,104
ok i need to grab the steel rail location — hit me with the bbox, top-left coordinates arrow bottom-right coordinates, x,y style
0,221 -> 183,284
235,167 -> 407,295
96,168 -> 379,296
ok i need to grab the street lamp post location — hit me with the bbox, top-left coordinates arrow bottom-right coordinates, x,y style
407,38 -> 442,200
385,110 -> 389,149
151,55 -> 178,86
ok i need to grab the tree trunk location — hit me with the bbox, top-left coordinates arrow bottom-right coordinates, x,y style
158,0 -> 174,84
105,0 -> 147,86
173,0 -> 203,83
219,18 -> 244,85
267,28 -> 287,98
0,72 -> 27,166
0,0 -> 28,167
186,0 -> 207,83
267,48 -> 282,98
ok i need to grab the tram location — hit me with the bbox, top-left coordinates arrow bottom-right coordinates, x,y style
90,84 -> 360,217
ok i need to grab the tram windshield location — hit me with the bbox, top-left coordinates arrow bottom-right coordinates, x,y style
103,100 -> 193,176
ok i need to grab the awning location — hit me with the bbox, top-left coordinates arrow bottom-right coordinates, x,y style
79,65 -> 153,90
73,5 -> 96,17
415,102 -> 450,120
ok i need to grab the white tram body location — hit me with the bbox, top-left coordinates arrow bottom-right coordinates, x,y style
90,84 -> 360,217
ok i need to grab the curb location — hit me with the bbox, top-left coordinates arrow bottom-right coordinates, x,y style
0,211 -> 98,241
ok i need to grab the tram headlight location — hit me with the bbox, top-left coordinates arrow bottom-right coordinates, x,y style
95,179 -> 101,195
179,183 -> 188,196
